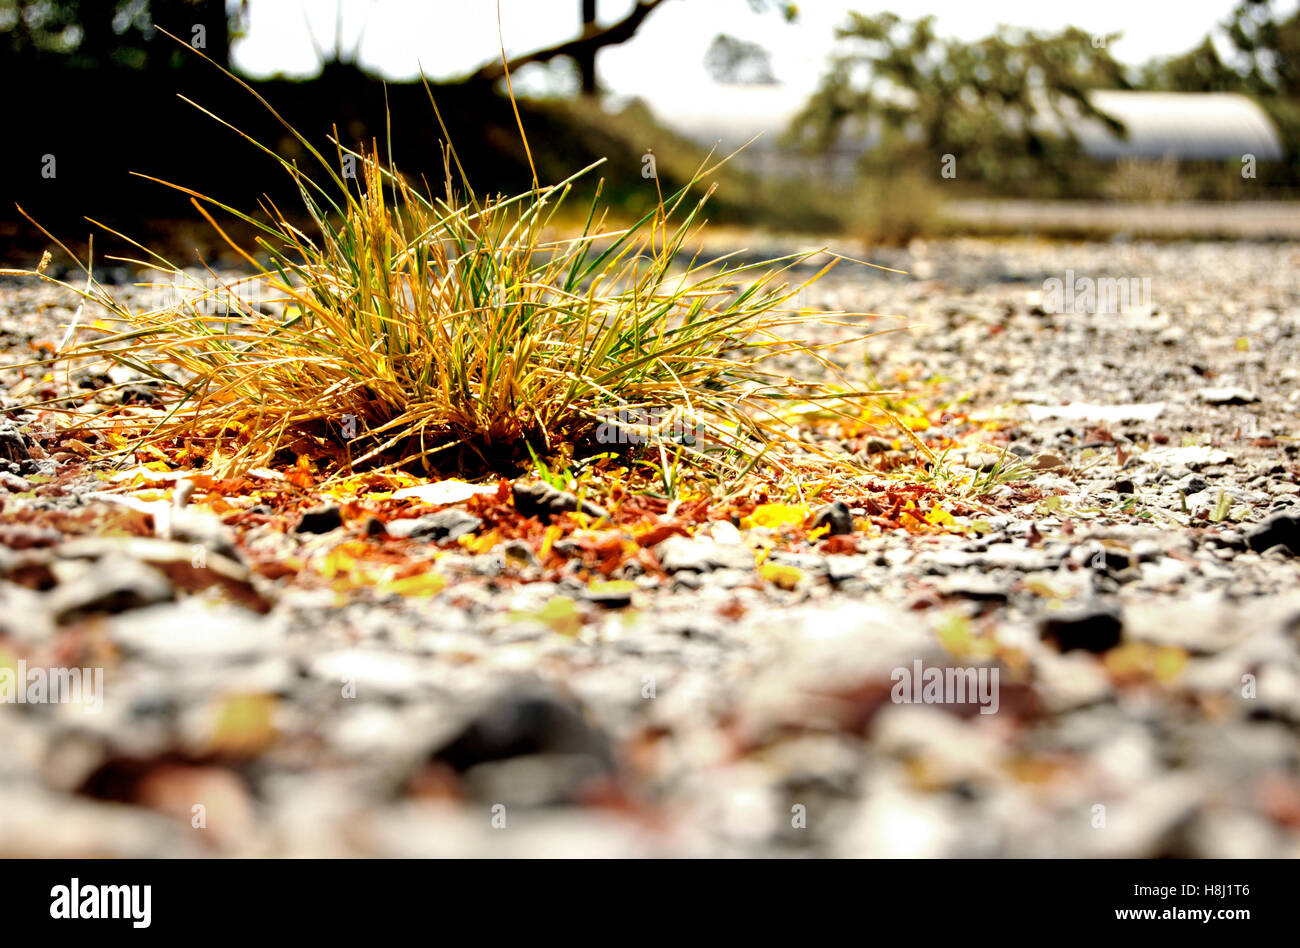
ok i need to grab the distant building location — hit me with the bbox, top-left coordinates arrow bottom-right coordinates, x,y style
1068,91 -> 1282,161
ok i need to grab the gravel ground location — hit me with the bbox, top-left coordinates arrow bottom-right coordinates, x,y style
945,200 -> 1300,240
2,237 -> 1299,857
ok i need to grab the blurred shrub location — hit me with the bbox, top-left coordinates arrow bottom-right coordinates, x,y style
848,172 -> 945,245
1102,157 -> 1189,202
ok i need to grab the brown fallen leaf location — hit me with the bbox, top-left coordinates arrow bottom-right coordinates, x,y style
135,764 -> 255,847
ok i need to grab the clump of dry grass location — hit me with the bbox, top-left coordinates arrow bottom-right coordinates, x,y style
1102,156 -> 1188,203
8,43 -> 898,484
850,172 -> 946,246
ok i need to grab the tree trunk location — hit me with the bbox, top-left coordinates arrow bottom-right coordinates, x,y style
576,0 -> 598,95
470,0 -> 667,89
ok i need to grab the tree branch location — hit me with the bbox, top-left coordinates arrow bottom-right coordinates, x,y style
469,0 -> 670,84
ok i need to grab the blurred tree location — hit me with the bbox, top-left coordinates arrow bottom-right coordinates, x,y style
1140,0 -> 1300,96
1137,37 -> 1242,92
787,13 -> 1129,189
704,33 -> 777,84
472,0 -> 798,95
1223,0 -> 1300,96
0,0 -> 243,71
745,0 -> 797,21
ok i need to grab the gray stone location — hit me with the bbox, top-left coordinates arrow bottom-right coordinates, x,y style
429,682 -> 616,784
1039,603 -> 1124,653
1196,387 -> 1259,405
308,648 -> 434,697
46,559 -> 174,624
512,481 -> 609,520
811,500 -> 853,536
0,470 -> 31,492
295,503 -> 344,534
385,508 -> 482,541
1029,451 -> 1068,471
167,511 -> 242,563
1144,446 -> 1234,471
109,601 -> 281,664
1246,513 -> 1300,555
938,573 -> 1009,601
0,421 -> 30,462
980,544 -> 1056,572
655,535 -> 754,573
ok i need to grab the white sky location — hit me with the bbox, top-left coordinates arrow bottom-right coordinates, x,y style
231,0 -> 1262,105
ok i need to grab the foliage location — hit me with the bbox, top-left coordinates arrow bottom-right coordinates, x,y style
0,0 -> 238,70
704,34 -> 778,85
1140,0 -> 1300,97
787,13 -> 1130,190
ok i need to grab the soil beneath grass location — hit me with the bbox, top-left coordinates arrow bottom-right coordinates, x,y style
2,237 -> 1299,857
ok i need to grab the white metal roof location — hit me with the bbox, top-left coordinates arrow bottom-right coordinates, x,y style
643,86 -> 1283,162
1072,91 -> 1282,160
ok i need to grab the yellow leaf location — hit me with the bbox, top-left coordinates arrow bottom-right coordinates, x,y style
319,540 -> 368,580
539,524 -> 563,559
1104,643 -> 1161,681
208,693 -> 277,755
320,472 -> 387,501
936,613 -> 974,655
1023,577 -> 1070,599
588,579 -> 637,600
510,596 -> 582,636
936,612 -> 997,658
1153,646 -> 1188,684
760,562 -> 804,590
379,572 -> 447,598
744,503 -> 810,531
925,506 -> 957,527
458,529 -> 500,554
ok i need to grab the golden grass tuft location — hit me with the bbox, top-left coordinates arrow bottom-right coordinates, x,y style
7,40 -> 901,485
